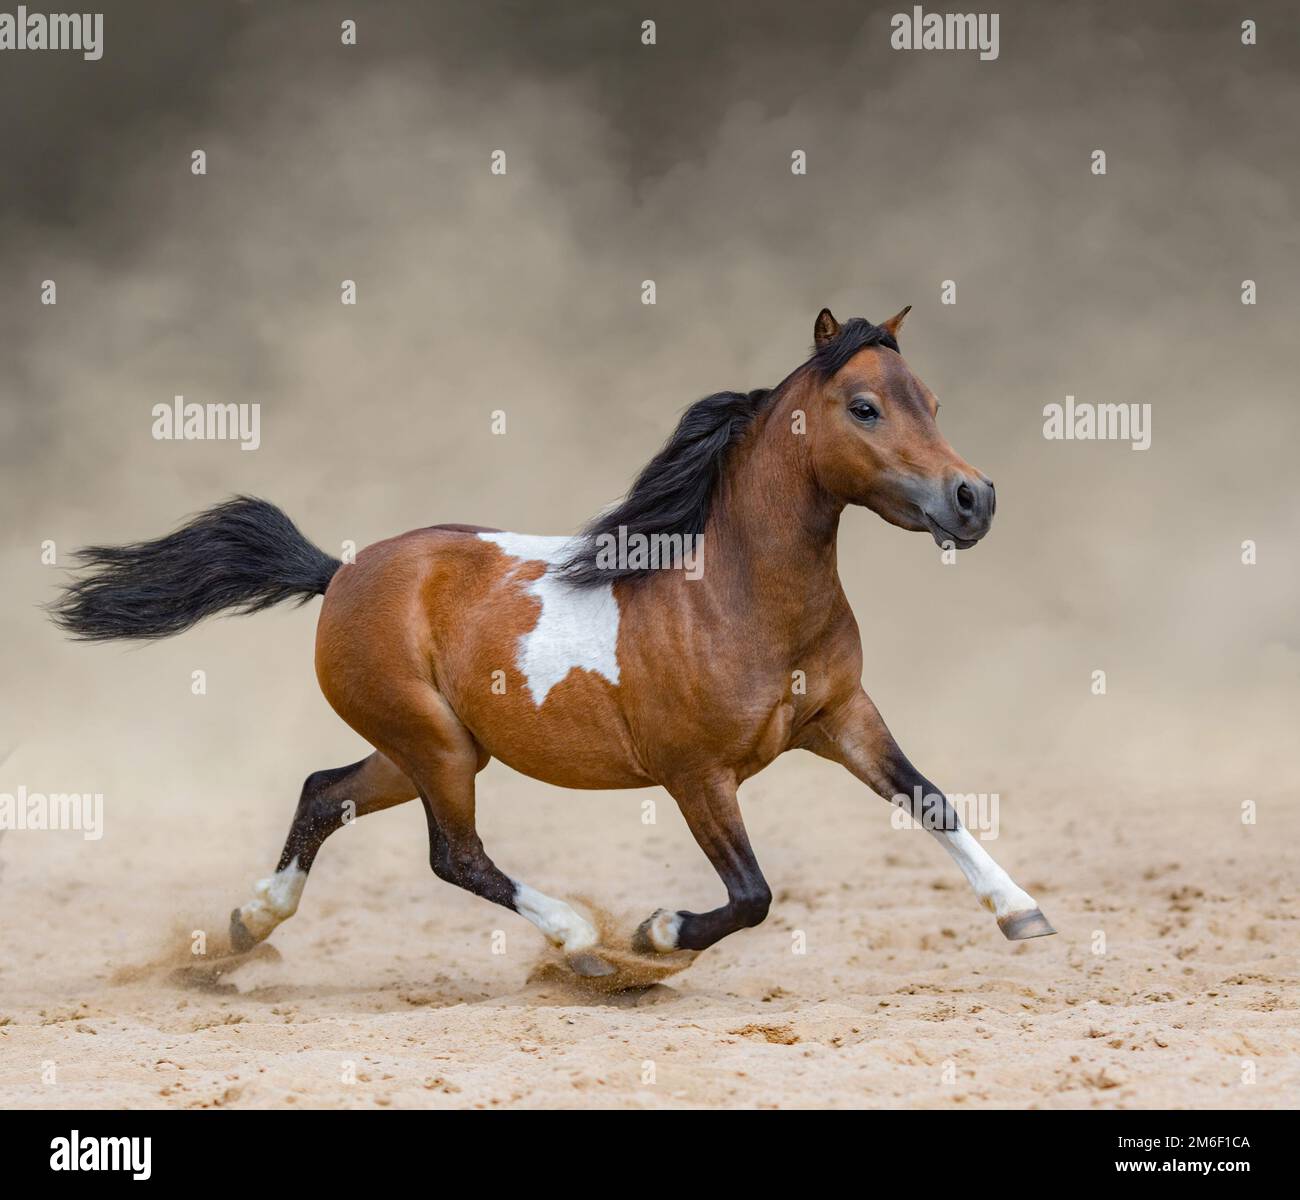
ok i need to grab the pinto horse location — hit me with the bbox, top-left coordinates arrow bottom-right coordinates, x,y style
51,306 -> 1054,978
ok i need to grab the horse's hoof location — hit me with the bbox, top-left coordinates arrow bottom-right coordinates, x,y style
631,915 -> 658,955
998,908 -> 1056,940
567,951 -> 617,978
228,908 -> 258,955
632,908 -> 680,955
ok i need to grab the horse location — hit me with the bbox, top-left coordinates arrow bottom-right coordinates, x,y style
50,305 -> 1055,979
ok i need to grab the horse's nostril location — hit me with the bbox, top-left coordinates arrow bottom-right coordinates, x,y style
955,482 -> 975,514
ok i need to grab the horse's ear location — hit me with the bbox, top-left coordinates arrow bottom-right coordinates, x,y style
881,305 -> 912,342
814,307 -> 841,346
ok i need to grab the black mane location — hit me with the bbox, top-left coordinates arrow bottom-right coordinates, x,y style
559,317 -> 896,588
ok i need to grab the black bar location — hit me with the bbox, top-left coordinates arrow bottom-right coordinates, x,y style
2,1108 -> 1289,1186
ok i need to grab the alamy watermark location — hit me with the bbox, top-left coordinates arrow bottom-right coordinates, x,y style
50,1131 -> 150,1181
592,525 -> 704,580
152,396 -> 261,451
891,787 -> 1000,839
1043,395 -> 1151,450
0,7 -> 102,60
0,785 -> 103,840
890,6 -> 999,61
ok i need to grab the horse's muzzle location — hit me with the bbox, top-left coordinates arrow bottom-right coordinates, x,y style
922,473 -> 995,549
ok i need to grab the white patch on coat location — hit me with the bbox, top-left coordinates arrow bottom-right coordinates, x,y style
478,531 -> 621,705
512,880 -> 599,952
236,858 -> 307,942
937,826 -> 1037,918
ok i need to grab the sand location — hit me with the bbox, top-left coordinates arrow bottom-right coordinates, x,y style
2,748 -> 1296,1111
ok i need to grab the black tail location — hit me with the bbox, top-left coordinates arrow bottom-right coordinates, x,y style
49,496 -> 342,642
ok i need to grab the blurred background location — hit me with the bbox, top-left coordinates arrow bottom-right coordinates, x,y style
1,0 -> 1296,938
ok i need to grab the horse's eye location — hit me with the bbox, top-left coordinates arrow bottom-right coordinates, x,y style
849,399 -> 879,424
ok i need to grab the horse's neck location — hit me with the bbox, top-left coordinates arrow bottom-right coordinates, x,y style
698,387 -> 845,637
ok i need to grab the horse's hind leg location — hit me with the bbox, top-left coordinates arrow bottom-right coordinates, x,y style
229,751 -> 415,952
633,773 -> 772,953
377,685 -> 609,974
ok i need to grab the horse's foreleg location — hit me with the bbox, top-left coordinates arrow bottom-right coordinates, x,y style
808,690 -> 1055,940
229,751 -> 416,952
634,774 -> 771,953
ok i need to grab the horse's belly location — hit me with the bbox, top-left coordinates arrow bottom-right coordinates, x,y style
461,680 -> 650,789
450,656 -> 649,789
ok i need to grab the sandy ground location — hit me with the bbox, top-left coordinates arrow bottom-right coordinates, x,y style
1,748 -> 1296,1110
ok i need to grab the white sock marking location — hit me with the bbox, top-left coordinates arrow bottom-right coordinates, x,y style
478,532 -> 620,705
512,880 -> 599,952
936,826 -> 1037,918
643,909 -> 682,953
236,858 -> 307,942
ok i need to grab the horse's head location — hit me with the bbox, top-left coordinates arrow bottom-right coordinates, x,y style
803,307 -> 995,549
